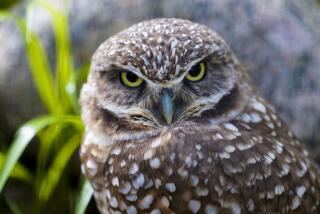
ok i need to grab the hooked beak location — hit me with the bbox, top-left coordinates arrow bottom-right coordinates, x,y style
160,89 -> 174,125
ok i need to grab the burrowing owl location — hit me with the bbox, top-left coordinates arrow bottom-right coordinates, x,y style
80,18 -> 320,213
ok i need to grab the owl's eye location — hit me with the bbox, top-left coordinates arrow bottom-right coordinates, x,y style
120,71 -> 144,88
186,62 -> 206,82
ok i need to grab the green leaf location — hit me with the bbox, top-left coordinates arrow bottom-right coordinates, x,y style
75,178 -> 93,214
1,8 -> 63,114
38,133 -> 81,202
66,72 -> 80,114
4,195 -> 23,214
0,10 -> 11,20
0,153 -> 34,184
0,115 -> 54,192
0,115 -> 84,192
17,15 -> 62,114
32,0 -> 74,111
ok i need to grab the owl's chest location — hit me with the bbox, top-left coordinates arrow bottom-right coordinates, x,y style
83,120 -> 320,213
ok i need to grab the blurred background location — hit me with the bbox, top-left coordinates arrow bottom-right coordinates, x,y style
0,0 -> 320,213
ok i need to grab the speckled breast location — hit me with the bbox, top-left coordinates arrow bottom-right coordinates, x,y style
81,97 -> 320,214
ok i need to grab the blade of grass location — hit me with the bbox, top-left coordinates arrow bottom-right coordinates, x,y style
34,124 -> 64,204
0,115 -> 84,192
75,178 -> 93,214
33,0 -> 73,111
4,195 -> 23,214
0,115 -> 54,192
0,153 -> 34,184
67,63 -> 90,114
0,10 -> 62,114
66,72 -> 80,114
17,14 -> 62,114
38,133 -> 81,202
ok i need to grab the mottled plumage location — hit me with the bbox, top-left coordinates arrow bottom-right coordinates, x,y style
80,18 -> 320,213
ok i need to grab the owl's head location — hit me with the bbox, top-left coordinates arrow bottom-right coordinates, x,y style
81,18 -> 249,132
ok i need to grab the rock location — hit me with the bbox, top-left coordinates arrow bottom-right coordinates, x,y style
0,0 -> 319,151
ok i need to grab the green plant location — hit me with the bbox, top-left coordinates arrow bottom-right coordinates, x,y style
0,1 -> 93,213
0,0 -> 20,10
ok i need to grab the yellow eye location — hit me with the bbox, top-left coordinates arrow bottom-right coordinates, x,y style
186,62 -> 206,82
120,71 -> 144,88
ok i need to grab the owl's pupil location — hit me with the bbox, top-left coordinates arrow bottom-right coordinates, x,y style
127,72 -> 138,82
189,64 -> 201,77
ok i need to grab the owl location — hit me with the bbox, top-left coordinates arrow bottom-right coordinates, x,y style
80,18 -> 320,213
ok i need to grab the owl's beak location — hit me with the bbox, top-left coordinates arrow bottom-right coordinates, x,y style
160,89 -> 174,125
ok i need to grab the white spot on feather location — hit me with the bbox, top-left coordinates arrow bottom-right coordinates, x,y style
150,157 -> 161,169
296,185 -> 306,198
205,204 -> 217,214
112,177 -> 119,186
138,194 -> 154,209
161,196 -> 170,207
225,145 -> 236,153
224,123 -> 239,132
127,205 -> 137,214
252,102 -> 267,113
118,181 -> 131,194
165,183 -> 176,192
111,147 -> 121,155
129,163 -> 139,174
274,184 -> 285,195
291,197 -> 301,210
132,173 -> 145,189
188,200 -> 201,213
190,175 -> 199,186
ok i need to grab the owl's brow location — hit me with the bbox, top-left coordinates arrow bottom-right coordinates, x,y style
103,51 -> 227,87
108,66 -> 163,87
183,51 -> 225,75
